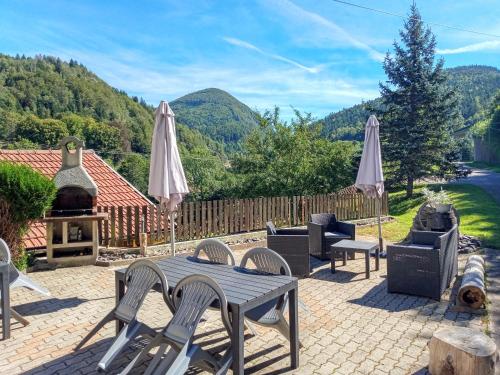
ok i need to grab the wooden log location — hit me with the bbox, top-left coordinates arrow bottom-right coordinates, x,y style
457,255 -> 486,309
429,327 -> 497,375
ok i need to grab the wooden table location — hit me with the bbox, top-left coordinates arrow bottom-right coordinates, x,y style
115,255 -> 299,375
331,239 -> 380,279
0,263 -> 10,340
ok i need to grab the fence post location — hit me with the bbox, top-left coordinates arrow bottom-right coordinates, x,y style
103,206 -> 109,247
134,206 -> 140,247
126,206 -> 132,247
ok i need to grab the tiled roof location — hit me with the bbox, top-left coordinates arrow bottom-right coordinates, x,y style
0,149 -> 152,249
337,184 -> 361,195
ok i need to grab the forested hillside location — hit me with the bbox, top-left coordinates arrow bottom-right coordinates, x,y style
1,54 -> 498,200
171,88 -> 259,152
0,54 -> 155,152
0,54 -> 228,197
321,65 -> 500,140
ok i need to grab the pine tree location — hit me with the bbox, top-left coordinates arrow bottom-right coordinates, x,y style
378,4 -> 462,197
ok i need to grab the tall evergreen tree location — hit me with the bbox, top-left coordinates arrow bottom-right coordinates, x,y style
378,4 -> 462,197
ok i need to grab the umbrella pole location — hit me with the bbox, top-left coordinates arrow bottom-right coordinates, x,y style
377,196 -> 383,252
170,211 -> 175,256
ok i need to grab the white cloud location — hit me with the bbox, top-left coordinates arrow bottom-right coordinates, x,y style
223,37 -> 320,73
260,0 -> 385,62
437,40 -> 500,55
49,47 -> 379,119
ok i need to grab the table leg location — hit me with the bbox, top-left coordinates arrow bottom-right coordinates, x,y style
365,252 -> 370,279
375,246 -> 380,271
331,252 -> 336,273
289,287 -> 299,369
115,273 -> 125,334
231,306 -> 245,375
1,270 -> 10,340
343,251 -> 347,266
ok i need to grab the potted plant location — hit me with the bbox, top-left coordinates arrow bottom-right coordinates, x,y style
422,187 -> 452,213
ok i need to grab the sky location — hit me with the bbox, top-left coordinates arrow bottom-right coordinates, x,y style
0,0 -> 499,120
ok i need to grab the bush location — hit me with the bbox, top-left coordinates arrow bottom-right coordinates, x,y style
16,115 -> 69,146
0,162 -> 56,268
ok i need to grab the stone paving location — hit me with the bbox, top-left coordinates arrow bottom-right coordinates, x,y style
0,251 -> 485,375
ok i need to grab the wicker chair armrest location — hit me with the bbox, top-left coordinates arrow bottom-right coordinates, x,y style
275,228 -> 308,236
336,221 -> 356,239
269,234 -> 309,241
307,222 -> 324,238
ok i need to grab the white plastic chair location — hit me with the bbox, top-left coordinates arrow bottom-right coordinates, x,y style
0,239 -> 50,326
193,238 -> 256,336
120,274 -> 233,375
240,247 -> 303,347
74,259 -> 174,372
193,239 -> 236,266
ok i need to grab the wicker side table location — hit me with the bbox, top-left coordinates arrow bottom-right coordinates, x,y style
331,240 -> 379,279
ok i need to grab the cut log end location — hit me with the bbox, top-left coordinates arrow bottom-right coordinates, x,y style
458,286 -> 486,309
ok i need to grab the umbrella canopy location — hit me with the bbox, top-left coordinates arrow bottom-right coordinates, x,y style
355,115 -> 384,198
355,115 -> 384,252
148,101 -> 189,211
148,101 -> 189,255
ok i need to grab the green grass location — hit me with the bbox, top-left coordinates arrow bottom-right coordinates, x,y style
466,161 -> 500,173
357,184 -> 500,248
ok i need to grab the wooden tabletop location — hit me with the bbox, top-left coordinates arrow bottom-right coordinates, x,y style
115,255 -> 298,312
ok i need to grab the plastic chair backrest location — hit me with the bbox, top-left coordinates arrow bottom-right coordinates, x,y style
165,274 -> 232,346
115,260 -> 173,322
193,239 -> 236,266
0,239 -> 11,265
240,247 -> 291,313
240,247 -> 292,277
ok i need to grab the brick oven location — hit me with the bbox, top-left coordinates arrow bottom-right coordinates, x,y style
44,137 -> 107,265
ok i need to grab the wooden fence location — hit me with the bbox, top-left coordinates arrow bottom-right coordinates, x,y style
98,192 -> 389,248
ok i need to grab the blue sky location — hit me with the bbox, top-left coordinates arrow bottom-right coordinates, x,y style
1,0 -> 499,119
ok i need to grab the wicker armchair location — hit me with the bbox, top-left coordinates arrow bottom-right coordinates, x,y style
266,222 -> 310,277
387,224 -> 458,301
307,214 -> 355,260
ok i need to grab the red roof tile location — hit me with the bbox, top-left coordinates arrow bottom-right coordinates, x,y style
0,150 -> 152,249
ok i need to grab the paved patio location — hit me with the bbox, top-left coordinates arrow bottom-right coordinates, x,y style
0,251 -> 484,375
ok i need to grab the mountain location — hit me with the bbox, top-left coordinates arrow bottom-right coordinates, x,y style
171,88 -> 259,152
321,65 -> 500,140
0,54 -> 156,153
0,54 -> 226,156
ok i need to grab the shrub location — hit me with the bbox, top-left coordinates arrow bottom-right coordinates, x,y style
0,162 -> 56,268
16,115 -> 69,146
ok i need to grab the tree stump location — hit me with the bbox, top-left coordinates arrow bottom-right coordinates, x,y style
457,255 -> 486,309
429,327 -> 497,375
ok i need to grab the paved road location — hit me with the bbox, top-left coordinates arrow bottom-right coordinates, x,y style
454,167 -> 500,204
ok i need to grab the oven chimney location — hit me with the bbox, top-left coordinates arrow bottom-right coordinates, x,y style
53,136 -> 98,197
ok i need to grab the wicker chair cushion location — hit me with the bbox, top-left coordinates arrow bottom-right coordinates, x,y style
408,244 -> 435,250
324,231 -> 351,239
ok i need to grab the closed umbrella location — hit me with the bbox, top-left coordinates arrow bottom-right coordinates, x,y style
148,101 -> 189,256
355,115 -> 385,252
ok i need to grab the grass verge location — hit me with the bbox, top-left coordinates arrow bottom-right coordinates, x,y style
357,184 -> 500,248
